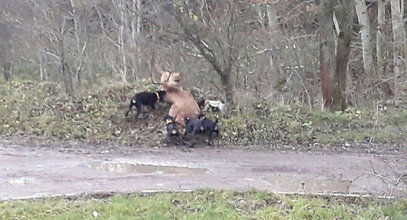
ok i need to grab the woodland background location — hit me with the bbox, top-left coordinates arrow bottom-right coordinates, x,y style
1,0 -> 406,109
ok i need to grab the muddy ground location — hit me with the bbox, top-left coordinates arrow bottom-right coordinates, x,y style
0,136 -> 406,200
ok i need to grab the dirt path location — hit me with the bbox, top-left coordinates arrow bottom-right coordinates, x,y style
0,137 -> 406,200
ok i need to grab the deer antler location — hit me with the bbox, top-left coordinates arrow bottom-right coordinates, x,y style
150,55 -> 161,85
154,62 -> 164,74
150,72 -> 161,85
150,56 -> 175,84
165,71 -> 172,82
162,61 -> 174,73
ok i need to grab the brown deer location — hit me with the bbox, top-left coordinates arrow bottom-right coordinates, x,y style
160,71 -> 181,86
151,69 -> 200,128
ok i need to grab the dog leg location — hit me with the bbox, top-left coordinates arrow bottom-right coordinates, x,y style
149,103 -> 156,110
135,103 -> 142,119
125,100 -> 135,116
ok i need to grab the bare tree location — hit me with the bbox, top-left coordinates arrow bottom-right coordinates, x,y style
254,1 -> 283,92
355,0 -> 375,76
0,23 -> 13,81
390,0 -> 405,98
375,0 -> 395,98
318,0 -> 354,110
376,0 -> 386,76
318,1 -> 335,109
0,0 -> 18,82
166,0 -> 244,106
28,0 -> 74,93
68,0 -> 89,85
131,0 -> 142,79
334,0 -> 355,110
1,0 -> 403,107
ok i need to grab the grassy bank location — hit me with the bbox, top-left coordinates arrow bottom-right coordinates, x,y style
223,102 -> 407,145
1,190 -> 406,219
1,80 -> 406,147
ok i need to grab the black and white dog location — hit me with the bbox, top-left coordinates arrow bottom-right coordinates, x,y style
198,98 -> 226,113
163,115 -> 180,138
125,90 -> 166,118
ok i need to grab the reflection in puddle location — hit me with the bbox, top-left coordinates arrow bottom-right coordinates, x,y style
92,162 -> 209,175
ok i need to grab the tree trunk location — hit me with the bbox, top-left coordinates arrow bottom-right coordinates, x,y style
69,0 -> 88,86
266,3 -> 283,89
39,55 -> 44,81
119,1 -> 127,82
319,0 -> 354,111
60,37 -> 73,95
377,0 -> 394,97
131,0 -> 142,80
376,0 -> 386,76
256,2 -> 283,90
334,0 -> 354,111
136,0 -> 142,72
3,62 -> 11,82
355,0 -> 375,76
390,0 -> 405,98
318,1 -> 335,109
220,70 -> 235,106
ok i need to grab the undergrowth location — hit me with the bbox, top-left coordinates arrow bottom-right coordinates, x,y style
0,190 -> 406,220
1,80 -> 406,147
223,101 -> 407,145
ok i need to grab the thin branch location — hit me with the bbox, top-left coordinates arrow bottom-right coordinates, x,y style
395,173 -> 407,186
43,49 -> 60,60
368,160 -> 407,197
237,48 -> 272,60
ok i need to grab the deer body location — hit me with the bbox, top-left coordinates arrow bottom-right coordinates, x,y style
163,83 -> 200,127
152,63 -> 199,127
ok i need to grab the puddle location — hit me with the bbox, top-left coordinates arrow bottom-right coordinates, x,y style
92,162 -> 209,175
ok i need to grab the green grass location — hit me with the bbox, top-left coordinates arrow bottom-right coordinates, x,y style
1,80 -> 407,146
0,190 -> 406,220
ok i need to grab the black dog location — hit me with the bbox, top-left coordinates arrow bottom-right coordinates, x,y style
163,115 -> 183,145
163,115 -> 180,138
198,114 -> 219,137
125,90 -> 166,118
184,117 -> 205,136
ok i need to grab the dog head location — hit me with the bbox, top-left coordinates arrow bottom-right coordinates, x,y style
198,113 -> 206,120
156,90 -> 167,102
163,114 -> 175,123
163,115 -> 179,136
